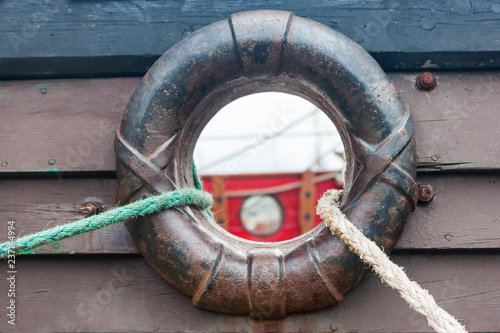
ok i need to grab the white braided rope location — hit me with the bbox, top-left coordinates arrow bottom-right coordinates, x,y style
317,189 -> 468,333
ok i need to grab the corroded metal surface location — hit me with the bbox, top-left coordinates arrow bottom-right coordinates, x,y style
418,184 -> 436,203
115,10 -> 418,319
416,71 -> 438,91
78,201 -> 104,218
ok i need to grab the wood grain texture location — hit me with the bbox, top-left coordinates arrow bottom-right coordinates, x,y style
1,1 -> 500,78
0,78 -> 137,173
0,173 -> 498,254
0,178 -> 136,255
392,72 -> 500,171
396,173 -> 500,250
1,71 -> 500,173
0,254 -> 498,332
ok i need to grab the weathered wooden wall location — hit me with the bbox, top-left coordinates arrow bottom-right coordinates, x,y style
1,255 -> 499,332
1,1 -> 499,332
1,173 -> 499,256
1,73 -> 499,332
1,72 -> 499,174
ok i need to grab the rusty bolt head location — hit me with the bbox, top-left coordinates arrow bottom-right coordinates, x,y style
418,184 -> 435,203
416,72 -> 437,91
79,202 -> 104,217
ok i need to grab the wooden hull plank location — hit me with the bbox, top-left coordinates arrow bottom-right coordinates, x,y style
1,1 -> 500,78
1,253 -> 498,332
0,173 -> 498,254
1,72 -> 499,173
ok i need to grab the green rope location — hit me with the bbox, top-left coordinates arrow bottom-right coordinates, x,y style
0,188 -> 212,259
193,163 -> 204,191
193,163 -> 213,218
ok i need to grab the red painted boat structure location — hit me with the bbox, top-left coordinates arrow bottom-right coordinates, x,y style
201,171 -> 343,242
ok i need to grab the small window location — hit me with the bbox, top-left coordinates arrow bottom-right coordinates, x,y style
239,195 -> 284,237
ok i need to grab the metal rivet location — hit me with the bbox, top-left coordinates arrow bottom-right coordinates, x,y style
418,184 -> 435,203
416,72 -> 437,91
431,154 -> 440,161
0,160 -> 7,167
79,202 -> 104,217
48,159 -> 56,165
40,87 -> 47,94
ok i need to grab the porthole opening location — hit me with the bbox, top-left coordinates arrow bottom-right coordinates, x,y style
194,92 -> 345,242
240,195 -> 284,237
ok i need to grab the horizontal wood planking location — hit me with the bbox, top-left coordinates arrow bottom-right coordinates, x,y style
0,178 -> 135,255
396,173 -> 500,250
1,71 -> 499,173
0,78 -> 138,173
0,254 -> 498,332
391,72 -> 500,171
0,173 -> 498,254
1,1 -> 500,78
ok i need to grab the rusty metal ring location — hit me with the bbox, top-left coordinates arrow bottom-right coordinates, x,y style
115,10 -> 418,320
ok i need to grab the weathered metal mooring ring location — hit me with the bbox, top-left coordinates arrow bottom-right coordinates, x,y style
115,10 -> 418,320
